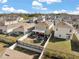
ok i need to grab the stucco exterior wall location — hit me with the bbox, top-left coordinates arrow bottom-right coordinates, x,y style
5,21 -> 18,25
54,27 -> 73,39
0,26 -> 6,33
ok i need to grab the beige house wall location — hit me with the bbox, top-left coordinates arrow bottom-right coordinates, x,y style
54,27 -> 73,39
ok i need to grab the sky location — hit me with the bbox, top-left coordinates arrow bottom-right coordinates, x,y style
0,0 -> 79,14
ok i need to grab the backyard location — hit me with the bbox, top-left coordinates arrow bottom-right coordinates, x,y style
42,34 -> 79,59
46,39 -> 72,54
14,46 -> 40,59
22,37 -> 44,46
0,33 -> 22,44
71,34 -> 79,52
21,32 -> 48,46
0,42 -> 10,54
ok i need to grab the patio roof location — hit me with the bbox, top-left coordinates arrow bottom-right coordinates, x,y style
32,29 -> 45,33
0,48 -> 35,59
13,23 -> 35,32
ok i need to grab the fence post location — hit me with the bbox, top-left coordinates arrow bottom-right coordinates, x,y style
38,34 -> 52,59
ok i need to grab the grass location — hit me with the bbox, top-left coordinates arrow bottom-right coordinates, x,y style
43,35 -> 79,59
46,40 -> 72,53
72,34 -> 78,41
0,34 -> 21,43
22,37 -> 43,46
0,42 -> 8,53
42,32 -> 79,59
71,34 -> 79,52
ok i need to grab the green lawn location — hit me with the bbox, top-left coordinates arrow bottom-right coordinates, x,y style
0,34 -> 21,43
46,40 -> 72,53
45,33 -> 79,53
0,42 -> 8,53
43,36 -> 79,59
72,34 -> 78,41
22,37 -> 44,47
71,34 -> 79,53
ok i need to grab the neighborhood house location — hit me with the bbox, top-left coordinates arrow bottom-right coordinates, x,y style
13,23 -> 35,35
0,15 -> 23,34
54,21 -> 74,39
32,21 -> 53,36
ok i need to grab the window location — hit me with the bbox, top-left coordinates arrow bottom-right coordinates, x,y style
59,35 -> 61,37
0,29 -> 3,34
56,28 -> 58,31
66,35 -> 70,39
66,34 -> 71,35
69,29 -> 72,32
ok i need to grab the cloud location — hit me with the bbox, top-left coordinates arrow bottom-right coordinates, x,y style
32,1 -> 47,10
49,6 -> 79,15
52,8 -> 79,15
16,9 -> 29,13
38,0 -> 62,4
2,5 -> 29,13
67,6 -> 79,15
52,9 -> 67,14
32,0 -> 42,7
41,7 -> 47,10
76,6 -> 79,11
2,5 -> 15,12
68,11 -> 79,15
0,0 -> 7,3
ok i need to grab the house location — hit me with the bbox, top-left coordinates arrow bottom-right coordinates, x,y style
12,23 -> 35,35
0,23 -> 22,34
32,21 -> 54,36
0,15 -> 24,34
15,21 -> 54,53
16,21 -> 54,53
0,15 -> 23,25
54,21 -> 74,39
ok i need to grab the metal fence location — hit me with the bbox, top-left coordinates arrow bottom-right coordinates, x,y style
17,41 -> 43,51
